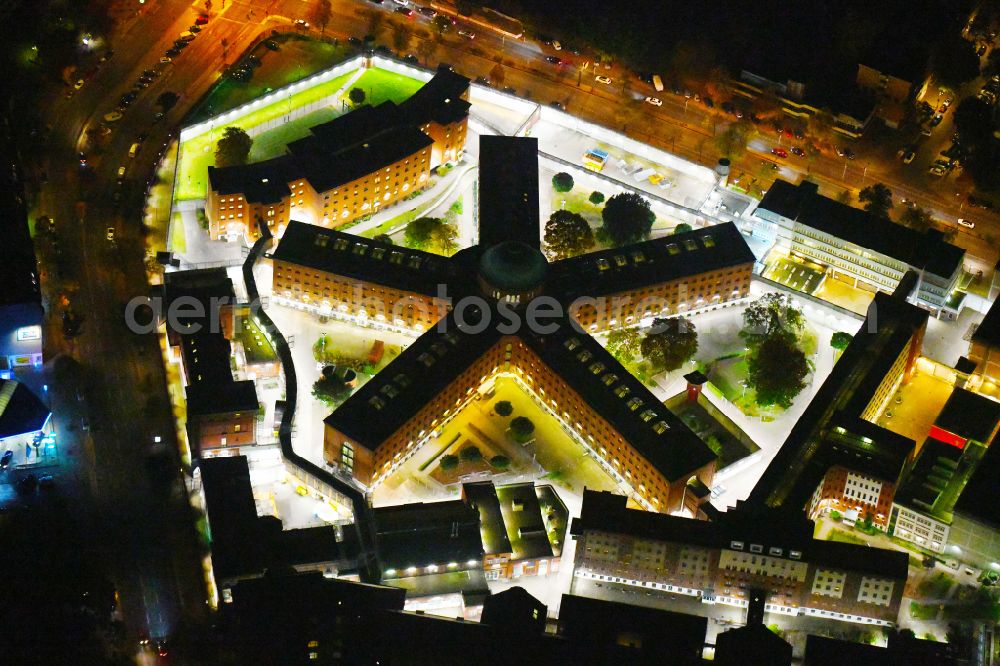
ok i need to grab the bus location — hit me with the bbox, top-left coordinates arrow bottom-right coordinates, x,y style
583,148 -> 609,171
652,74 -> 664,92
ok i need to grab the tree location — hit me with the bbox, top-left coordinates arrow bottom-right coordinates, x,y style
416,36 -> 438,65
494,400 -> 513,417
715,119 -> 754,158
859,183 -> 893,218
746,335 -> 810,409
836,190 -> 853,204
600,192 -> 655,247
740,292 -> 804,348
673,223 -> 693,234
606,328 -> 641,365
640,317 -> 698,373
308,0 -> 333,36
440,454 -> 459,470
490,455 -> 511,470
372,233 -> 393,245
898,205 -> 933,232
931,35 -> 982,87
431,15 -> 453,39
588,191 -> 605,205
509,416 -> 535,443
552,172 -> 574,192
489,62 -> 505,88
830,331 -> 853,350
390,20 -> 410,53
544,210 -> 594,260
954,96 -> 995,145
348,87 -> 366,106
312,368 -> 352,408
459,445 -> 482,462
215,127 -> 252,167
156,91 -> 179,112
404,217 -> 457,254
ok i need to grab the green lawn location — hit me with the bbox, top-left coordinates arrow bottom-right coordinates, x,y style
918,572 -> 954,599
174,67 -> 425,203
826,528 -> 870,546
169,212 -> 186,253
909,602 -> 939,621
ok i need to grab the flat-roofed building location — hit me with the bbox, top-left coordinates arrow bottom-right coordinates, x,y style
752,180 -> 965,318
572,490 -> 908,626
206,66 -> 469,241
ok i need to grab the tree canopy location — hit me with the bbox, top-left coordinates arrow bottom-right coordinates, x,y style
740,292 -> 804,348
494,400 -> 513,416
372,233 -> 394,245
312,368 -> 352,408
215,127 -> 253,167
930,35 -> 982,87
404,217 -> 458,254
552,172 -> 574,192
348,87 -> 366,105
606,327 -> 642,365
589,191 -> 605,205
640,317 -> 698,373
490,455 -> 511,470
746,335 -> 810,409
673,223 -> 693,234
156,91 -> 180,112
308,0 -> 333,35
544,210 -> 594,260
440,454 -> 459,470
898,205 -> 933,232
510,416 -> 535,442
600,192 -> 655,246
830,331 -> 853,350
859,183 -> 893,218
715,119 -> 754,158
459,445 -> 482,462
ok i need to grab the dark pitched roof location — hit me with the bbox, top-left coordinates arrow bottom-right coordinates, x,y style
324,308 -> 501,449
200,456 -> 263,582
715,624 -> 792,666
398,64 -> 471,125
575,490 -> 909,580
551,221 -> 755,300
480,586 -> 547,634
207,156 -> 295,205
186,378 -> 259,417
933,387 -> 1000,444
757,180 -> 964,278
463,481 -> 512,555
953,432 -> 1000,529
0,380 -> 49,439
751,292 -> 928,508
0,118 -> 40,308
373,499 -> 484,571
520,320 -> 717,481
271,220 -> 460,297
477,136 -> 541,250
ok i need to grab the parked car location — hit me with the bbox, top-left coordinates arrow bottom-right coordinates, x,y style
417,6 -> 436,16
594,75 -> 612,85
903,150 -> 916,164
107,227 -> 116,241
544,55 -> 561,64
930,114 -> 944,127
189,25 -> 201,33
74,78 -> 85,90
103,111 -> 123,122
549,101 -> 564,110
957,218 -> 975,228
263,40 -> 279,51
644,96 -> 662,106
195,15 -> 209,25
790,146 -> 805,156
394,7 -> 414,17
1,450 -> 12,469
160,56 -> 173,64
771,147 -> 788,158
457,29 -> 475,39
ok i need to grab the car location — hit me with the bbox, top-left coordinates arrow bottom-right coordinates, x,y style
119,92 -> 137,107
404,54 -> 418,63
790,146 -> 805,156
153,111 -> 165,123
929,165 -> 946,176
174,40 -> 190,49
957,218 -> 976,228
595,75 -> 612,85
552,40 -> 562,51
457,29 -> 475,39
74,79 -> 85,90
645,96 -> 662,106
195,15 -> 209,25
899,197 -> 917,208
550,101 -> 564,110
107,227 -> 116,241
545,55 -> 561,64
160,56 -> 173,64
978,44 -> 988,56
395,7 -> 414,16
473,76 -> 490,86
178,32 -> 196,42
103,111 -> 123,122
418,6 -> 436,16
967,194 -> 995,210
903,150 -> 916,164
78,152 -> 88,167
117,166 -> 126,179
368,0 -> 384,3
263,39 -> 279,51
502,86 -> 515,94
134,80 -> 150,89
843,147 -> 856,160
920,127 -> 933,137
771,147 -> 788,158
166,47 -> 181,57
1,450 -> 12,469
930,114 -> 943,127
142,69 -> 159,78
189,25 -> 202,33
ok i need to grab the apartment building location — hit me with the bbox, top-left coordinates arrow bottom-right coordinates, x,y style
807,465 -> 897,531
753,180 -> 965,318
572,491 -> 907,626
206,66 -> 469,241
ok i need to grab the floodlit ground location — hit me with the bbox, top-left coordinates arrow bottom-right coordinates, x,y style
763,254 -> 825,294
875,370 -> 954,442
813,278 -> 876,316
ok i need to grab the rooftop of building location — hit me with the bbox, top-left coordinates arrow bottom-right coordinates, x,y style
480,586 -> 547,634
477,136 -> 541,250
751,290 -> 928,508
933,387 -> 1000,444
0,121 -> 41,308
208,66 -> 468,204
714,624 -> 792,666
893,437 -> 986,524
463,481 -> 512,556
550,221 -> 756,300
953,430 -> 1000,529
804,633 -> 959,665
478,241 -> 548,294
757,180 -> 964,279
186,378 -> 259,418
199,455 -> 263,582
495,482 -> 555,561
575,490 -> 909,580
973,297 -> 1000,348
270,220 -> 460,297
0,380 -> 49,439
373,499 -> 484,571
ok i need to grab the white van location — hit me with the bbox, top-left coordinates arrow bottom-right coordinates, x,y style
128,142 -> 140,158
652,74 -> 664,92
